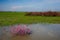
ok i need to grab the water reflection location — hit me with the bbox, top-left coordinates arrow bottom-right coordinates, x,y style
0,24 -> 60,40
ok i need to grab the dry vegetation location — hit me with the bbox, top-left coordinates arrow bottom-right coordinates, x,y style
25,11 -> 60,16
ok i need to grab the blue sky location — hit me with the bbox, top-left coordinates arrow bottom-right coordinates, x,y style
0,0 -> 60,11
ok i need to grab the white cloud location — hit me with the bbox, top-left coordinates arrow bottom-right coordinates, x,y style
11,6 -> 23,11
10,0 -> 60,11
11,4 -> 36,11
12,6 -> 23,9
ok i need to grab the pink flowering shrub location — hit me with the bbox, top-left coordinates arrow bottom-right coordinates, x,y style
10,25 -> 31,36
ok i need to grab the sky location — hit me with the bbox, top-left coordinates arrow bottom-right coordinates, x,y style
0,0 -> 60,12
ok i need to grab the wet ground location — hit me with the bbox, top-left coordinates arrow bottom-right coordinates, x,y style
0,24 -> 60,40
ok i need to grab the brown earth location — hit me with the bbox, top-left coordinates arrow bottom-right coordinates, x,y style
25,11 -> 60,16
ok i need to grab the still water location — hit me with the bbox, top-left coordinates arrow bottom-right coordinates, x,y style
0,24 -> 60,40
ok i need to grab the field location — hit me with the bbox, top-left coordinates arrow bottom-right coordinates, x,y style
0,12 -> 60,26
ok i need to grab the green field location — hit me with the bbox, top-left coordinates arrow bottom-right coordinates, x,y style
0,12 -> 60,26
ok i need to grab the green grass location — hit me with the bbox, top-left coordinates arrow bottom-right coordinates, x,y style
0,12 -> 60,26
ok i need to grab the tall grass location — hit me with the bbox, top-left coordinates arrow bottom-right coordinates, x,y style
0,12 -> 60,26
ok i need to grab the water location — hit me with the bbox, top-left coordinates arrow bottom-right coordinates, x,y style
0,24 -> 60,40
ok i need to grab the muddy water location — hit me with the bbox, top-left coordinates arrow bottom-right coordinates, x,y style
0,24 -> 60,40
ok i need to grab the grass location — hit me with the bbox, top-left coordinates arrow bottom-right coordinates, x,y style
0,11 -> 60,26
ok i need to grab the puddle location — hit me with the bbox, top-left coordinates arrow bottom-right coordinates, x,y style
0,24 -> 60,40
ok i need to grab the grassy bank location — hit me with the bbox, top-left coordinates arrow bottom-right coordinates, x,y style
0,12 -> 60,26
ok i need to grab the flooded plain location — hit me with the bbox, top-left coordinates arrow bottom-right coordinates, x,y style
0,24 -> 60,40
